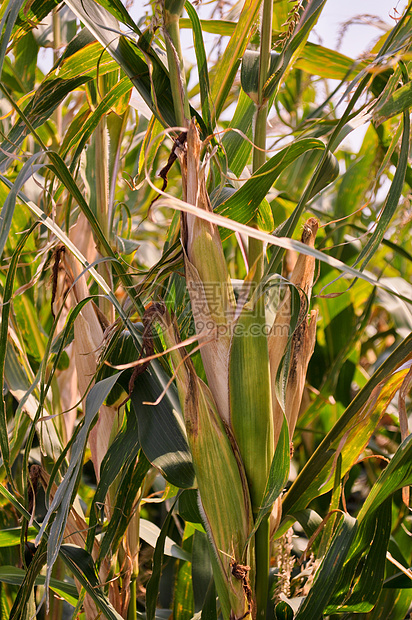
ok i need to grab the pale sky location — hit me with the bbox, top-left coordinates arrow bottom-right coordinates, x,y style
132,0 -> 407,59
312,0 -> 407,57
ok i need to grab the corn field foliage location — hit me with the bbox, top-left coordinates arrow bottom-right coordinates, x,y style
1,0 -> 412,618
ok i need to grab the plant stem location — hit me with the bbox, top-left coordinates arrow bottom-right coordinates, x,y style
252,1 -> 273,618
95,117 -> 109,242
255,515 -> 270,620
95,79 -> 114,321
250,0 -> 273,279
127,577 -> 137,620
164,1 -> 190,127
52,8 -> 62,139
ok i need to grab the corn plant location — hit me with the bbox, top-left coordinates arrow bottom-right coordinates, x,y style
1,0 -> 412,619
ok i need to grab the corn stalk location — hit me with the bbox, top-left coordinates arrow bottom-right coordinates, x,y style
148,119 -> 318,618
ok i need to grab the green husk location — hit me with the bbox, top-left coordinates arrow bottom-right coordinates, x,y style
148,304 -> 255,619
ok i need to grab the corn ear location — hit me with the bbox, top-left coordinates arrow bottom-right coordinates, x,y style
229,298 -> 274,512
149,303 -> 254,619
269,218 -> 318,445
180,119 -> 235,425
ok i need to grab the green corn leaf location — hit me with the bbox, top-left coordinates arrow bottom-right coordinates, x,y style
275,601 -> 294,620
222,89 -> 255,177
192,529 -> 214,613
98,451 -> 151,560
294,513 -> 358,619
34,372 -> 123,594
373,578 -> 412,620
199,580 -> 218,620
263,0 -> 328,101
146,498 -> 179,620
59,544 -> 126,620
140,519 -> 191,562
185,1 -> 213,134
64,0 -> 205,132
0,0 -> 26,79
355,110 -> 410,272
136,115 -> 165,186
11,0 -> 60,40
49,40 -> 118,81
307,150 -> 339,199
295,41 -> 369,80
91,0 -> 140,32
86,406 -> 142,552
326,499 -> 392,614
0,527 -> 36,547
282,333 -> 412,520
180,18 -> 236,36
0,486 -> 125,620
212,186 -> 274,233
2,151 -> 145,318
173,523 -> 195,620
374,80 -> 412,122
95,327 -> 141,406
210,0 -> 262,122
64,0 -> 175,127
241,50 -> 281,104
99,452 -> 150,562
14,30 -> 38,91
177,489 -> 204,526
216,138 -> 325,239
249,415 -> 289,539
0,75 -> 91,171
57,22 -> 96,63
357,432 -> 412,524
0,223 -> 37,485
0,566 -> 78,607
334,127 -> 383,226
288,510 -> 323,542
70,76 -> 132,167
9,536 -> 47,620
0,158 -> 43,258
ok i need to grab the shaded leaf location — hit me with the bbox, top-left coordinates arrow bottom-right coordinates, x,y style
295,514 -> 357,619
140,519 -> 191,562
130,364 -> 195,489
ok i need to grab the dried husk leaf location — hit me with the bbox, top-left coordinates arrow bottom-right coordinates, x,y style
36,466 -> 122,618
180,119 -> 235,425
269,218 -> 318,446
61,231 -> 118,480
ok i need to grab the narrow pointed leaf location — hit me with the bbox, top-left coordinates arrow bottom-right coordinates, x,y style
210,0 -> 262,121
283,334 -> 412,518
216,139 -> 325,239
0,224 -> 37,484
249,416 -> 289,538
295,514 -> 357,619
146,499 -> 179,620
